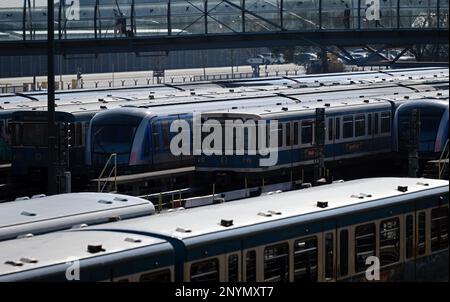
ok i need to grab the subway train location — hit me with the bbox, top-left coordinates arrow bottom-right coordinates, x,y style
4,67 -> 440,167
196,91 -> 449,181
85,80 -> 448,182
0,177 -> 447,282
2,68 -> 448,190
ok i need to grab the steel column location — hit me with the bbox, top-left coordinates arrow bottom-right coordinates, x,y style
47,0 -> 57,195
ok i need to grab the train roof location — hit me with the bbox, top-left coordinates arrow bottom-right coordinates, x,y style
0,177 -> 446,279
88,80 -> 448,122
0,230 -> 170,281
81,177 -> 447,241
0,193 -> 155,241
202,90 -> 449,119
0,67 -> 447,108
0,72 -> 447,120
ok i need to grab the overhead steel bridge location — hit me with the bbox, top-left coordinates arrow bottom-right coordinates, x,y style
0,0 -> 448,59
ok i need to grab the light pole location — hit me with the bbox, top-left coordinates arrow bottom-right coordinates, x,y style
47,0 -> 57,195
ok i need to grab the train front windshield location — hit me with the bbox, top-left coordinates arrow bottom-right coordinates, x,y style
92,125 -> 137,165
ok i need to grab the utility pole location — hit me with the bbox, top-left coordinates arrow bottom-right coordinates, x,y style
47,0 -> 57,195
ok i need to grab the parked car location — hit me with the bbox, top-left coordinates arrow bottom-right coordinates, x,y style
294,52 -> 318,65
257,53 -> 286,65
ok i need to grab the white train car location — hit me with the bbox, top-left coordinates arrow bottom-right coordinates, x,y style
0,192 -> 155,241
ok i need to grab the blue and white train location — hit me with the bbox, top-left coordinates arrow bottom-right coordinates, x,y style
0,177 -> 447,282
196,91 -> 449,178
85,79 -> 448,181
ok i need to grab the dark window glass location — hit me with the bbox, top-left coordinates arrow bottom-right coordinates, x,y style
343,116 -> 354,138
139,269 -> 171,282
22,123 -> 48,146
92,124 -> 136,154
162,121 -> 170,150
418,212 -> 426,255
328,118 -> 334,141
152,123 -> 160,151
380,218 -> 400,266
339,230 -> 349,277
374,113 -> 379,134
11,123 -> 20,146
335,117 -> 340,139
294,237 -> 318,281
246,250 -> 257,282
228,254 -> 239,282
380,112 -> 391,133
406,215 -> 414,259
301,121 -> 313,145
293,122 -> 299,145
190,259 -> 220,282
325,233 -> 334,280
278,124 -> 283,147
355,114 -> 366,137
264,243 -> 289,282
285,123 -> 291,147
368,114 -> 373,135
431,206 -> 449,252
355,223 -> 376,272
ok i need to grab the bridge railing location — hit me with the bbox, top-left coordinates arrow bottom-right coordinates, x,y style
0,0 -> 447,41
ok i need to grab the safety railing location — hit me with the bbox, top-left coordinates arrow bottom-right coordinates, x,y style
0,0 -> 447,41
97,153 -> 117,193
438,139 -> 449,179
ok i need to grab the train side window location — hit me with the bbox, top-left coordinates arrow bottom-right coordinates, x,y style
285,123 -> 291,147
343,116 -> 354,139
293,121 -> 299,145
278,124 -> 283,147
328,118 -> 334,141
152,123 -> 160,151
228,254 -> 239,282
161,121 -> 170,150
380,112 -> 391,133
368,114 -> 373,135
301,121 -> 313,145
335,117 -> 340,140
379,218 -> 400,266
139,269 -> 171,282
75,123 -> 83,146
190,259 -> 220,282
294,237 -> 318,281
245,250 -> 257,282
324,232 -> 334,280
143,128 -> 151,157
355,223 -> 376,272
0,120 -> 5,139
417,212 -> 426,255
12,123 -> 21,146
374,113 -> 379,134
264,243 -> 289,282
406,215 -> 414,259
431,206 -> 449,252
116,278 -> 129,282
339,230 -> 349,277
355,114 -> 366,137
